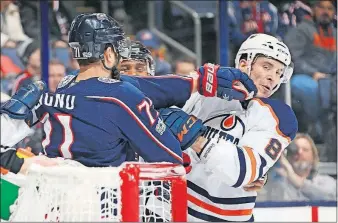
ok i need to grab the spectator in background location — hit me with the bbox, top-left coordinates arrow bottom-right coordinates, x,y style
276,0 -> 313,39
48,59 -> 66,93
228,0 -> 278,50
18,0 -> 76,42
11,40 -> 41,95
1,0 -> 30,48
135,29 -> 172,76
0,55 -> 22,78
172,56 -> 196,76
51,40 -> 79,73
264,133 -> 336,201
0,55 -> 22,95
284,0 -> 336,139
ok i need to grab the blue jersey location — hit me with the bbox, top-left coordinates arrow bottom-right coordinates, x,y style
33,75 -> 193,167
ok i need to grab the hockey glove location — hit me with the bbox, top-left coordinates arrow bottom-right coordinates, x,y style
1,81 -> 46,119
198,63 -> 257,101
159,108 -> 207,151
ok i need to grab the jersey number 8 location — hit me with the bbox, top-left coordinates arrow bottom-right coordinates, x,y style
264,138 -> 282,160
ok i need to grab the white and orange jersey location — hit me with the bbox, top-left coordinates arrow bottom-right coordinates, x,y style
182,93 -> 298,222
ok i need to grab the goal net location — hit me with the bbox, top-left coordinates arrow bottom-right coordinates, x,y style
8,161 -> 187,222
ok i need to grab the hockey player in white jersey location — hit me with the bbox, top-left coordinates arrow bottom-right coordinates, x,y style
158,33 -> 298,222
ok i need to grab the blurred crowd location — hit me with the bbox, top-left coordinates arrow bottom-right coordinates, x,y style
0,0 -> 336,202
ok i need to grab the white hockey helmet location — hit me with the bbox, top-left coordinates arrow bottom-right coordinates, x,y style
235,33 -> 294,95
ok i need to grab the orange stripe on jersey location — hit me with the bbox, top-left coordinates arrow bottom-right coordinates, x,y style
252,98 -> 291,143
187,194 -> 253,216
243,146 -> 256,184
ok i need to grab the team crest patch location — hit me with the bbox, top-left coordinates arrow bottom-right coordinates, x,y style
98,77 -> 119,84
221,114 -> 236,130
156,118 -> 166,135
57,75 -> 76,89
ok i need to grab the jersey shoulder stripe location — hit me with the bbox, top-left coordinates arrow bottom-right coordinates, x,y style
252,98 -> 298,142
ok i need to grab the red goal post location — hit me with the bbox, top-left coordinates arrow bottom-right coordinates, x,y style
120,163 -> 187,222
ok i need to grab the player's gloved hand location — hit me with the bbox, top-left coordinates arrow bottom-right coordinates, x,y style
197,63 -> 257,101
159,108 -> 207,150
1,81 -> 46,119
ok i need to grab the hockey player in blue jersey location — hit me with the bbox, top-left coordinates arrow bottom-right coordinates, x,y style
1,13 -> 257,170
118,41 -> 155,77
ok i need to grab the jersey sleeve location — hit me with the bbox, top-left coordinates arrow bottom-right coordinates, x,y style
120,74 -> 194,109
196,98 -> 298,188
93,82 -> 183,164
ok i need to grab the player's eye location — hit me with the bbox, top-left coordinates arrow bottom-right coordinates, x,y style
136,65 -> 147,72
120,66 -> 128,72
263,65 -> 270,70
137,68 -> 146,72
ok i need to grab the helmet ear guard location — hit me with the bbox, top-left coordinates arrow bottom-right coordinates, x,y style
281,61 -> 294,84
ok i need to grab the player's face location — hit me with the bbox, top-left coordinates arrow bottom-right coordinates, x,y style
49,63 -> 66,93
244,56 -> 285,98
119,59 -> 149,76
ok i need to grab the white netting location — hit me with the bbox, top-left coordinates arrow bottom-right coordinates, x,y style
8,161 -> 186,222
139,180 -> 172,222
10,164 -> 121,222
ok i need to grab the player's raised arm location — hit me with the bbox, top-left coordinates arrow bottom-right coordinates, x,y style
190,98 -> 298,188
120,64 -> 257,109
120,74 -> 194,108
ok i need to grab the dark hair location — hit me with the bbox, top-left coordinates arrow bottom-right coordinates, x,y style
21,41 -> 41,66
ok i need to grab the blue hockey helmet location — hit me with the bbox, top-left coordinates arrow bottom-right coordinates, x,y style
68,13 -> 131,61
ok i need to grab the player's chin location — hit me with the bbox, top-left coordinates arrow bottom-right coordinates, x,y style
256,91 -> 270,98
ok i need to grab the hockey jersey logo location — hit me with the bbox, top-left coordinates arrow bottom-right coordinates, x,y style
221,114 -> 236,130
202,114 -> 245,145
57,75 -> 76,89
